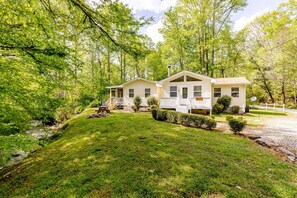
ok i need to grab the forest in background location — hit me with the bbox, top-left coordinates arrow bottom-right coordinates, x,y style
0,0 -> 296,134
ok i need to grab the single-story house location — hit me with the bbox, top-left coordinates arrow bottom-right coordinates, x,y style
107,70 -> 250,114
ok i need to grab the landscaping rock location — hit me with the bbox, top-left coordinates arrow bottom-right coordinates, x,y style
29,120 -> 43,128
248,136 -> 261,140
277,147 -> 296,162
255,137 -> 278,147
87,112 -> 110,119
4,150 -> 29,167
26,128 -> 53,140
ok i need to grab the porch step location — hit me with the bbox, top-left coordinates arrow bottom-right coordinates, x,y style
176,105 -> 188,113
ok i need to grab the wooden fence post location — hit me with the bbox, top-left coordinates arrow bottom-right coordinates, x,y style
273,103 -> 276,111
266,102 -> 268,110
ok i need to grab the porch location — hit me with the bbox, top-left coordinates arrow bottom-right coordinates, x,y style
107,87 -> 124,109
159,97 -> 212,113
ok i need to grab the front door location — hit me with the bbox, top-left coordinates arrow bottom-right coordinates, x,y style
182,87 -> 188,99
180,87 -> 188,105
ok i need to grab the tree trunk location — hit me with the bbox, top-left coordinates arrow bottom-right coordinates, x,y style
294,77 -> 297,105
123,53 -> 126,82
210,0 -> 217,78
91,54 -> 95,96
251,58 -> 275,103
281,80 -> 286,104
107,48 -> 111,83
221,68 -> 225,78
120,49 -> 123,82
205,49 -> 209,75
135,59 -> 140,77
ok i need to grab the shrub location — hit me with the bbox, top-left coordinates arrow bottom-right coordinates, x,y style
55,107 -> 72,123
193,115 -> 206,128
147,96 -> 158,107
179,113 -> 195,127
89,99 -> 101,108
157,110 -> 167,121
150,105 -> 158,111
132,105 -> 137,112
77,93 -> 94,108
217,95 -> 232,111
245,105 -> 250,113
152,109 -> 158,120
204,117 -> 217,130
0,123 -> 20,136
75,106 -> 84,114
152,109 -> 216,130
227,116 -> 247,133
212,103 -> 224,114
39,111 -> 56,125
133,96 -> 142,111
231,106 -> 240,114
226,115 -> 233,121
166,111 -> 180,124
151,109 -> 167,121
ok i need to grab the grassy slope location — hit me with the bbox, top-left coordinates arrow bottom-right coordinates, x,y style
0,110 -> 296,197
0,135 -> 39,167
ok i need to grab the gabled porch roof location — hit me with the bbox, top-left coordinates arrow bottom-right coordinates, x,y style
157,70 -> 216,86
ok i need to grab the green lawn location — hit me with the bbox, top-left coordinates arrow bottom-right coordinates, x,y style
213,109 -> 287,126
0,110 -> 296,197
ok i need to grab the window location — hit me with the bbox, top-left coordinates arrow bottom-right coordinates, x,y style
170,86 -> 177,97
118,89 -> 123,98
111,90 -> 116,98
214,88 -> 221,97
129,89 -> 134,98
170,76 -> 184,82
231,87 -> 239,97
193,86 -> 202,97
145,88 -> 150,97
186,75 -> 202,82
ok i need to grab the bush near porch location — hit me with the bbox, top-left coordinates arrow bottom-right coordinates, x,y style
152,109 -> 217,130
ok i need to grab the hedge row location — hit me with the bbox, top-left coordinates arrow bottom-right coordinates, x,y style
152,109 -> 216,130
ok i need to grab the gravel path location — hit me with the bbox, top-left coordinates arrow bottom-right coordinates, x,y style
241,113 -> 297,157
217,113 -> 297,161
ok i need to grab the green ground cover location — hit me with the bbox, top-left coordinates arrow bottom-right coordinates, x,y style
0,109 -> 296,197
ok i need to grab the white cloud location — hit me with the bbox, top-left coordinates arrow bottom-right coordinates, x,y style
233,8 -> 269,31
145,19 -> 164,43
120,0 -> 177,13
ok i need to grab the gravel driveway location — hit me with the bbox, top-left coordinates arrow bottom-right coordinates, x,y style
241,113 -> 297,160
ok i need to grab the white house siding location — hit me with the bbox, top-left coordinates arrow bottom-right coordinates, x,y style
161,73 -> 212,99
212,84 -> 246,108
156,86 -> 163,101
123,80 -> 157,107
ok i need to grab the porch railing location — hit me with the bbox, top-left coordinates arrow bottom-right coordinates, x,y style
160,97 -> 211,109
160,97 -> 212,109
159,98 -> 178,108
